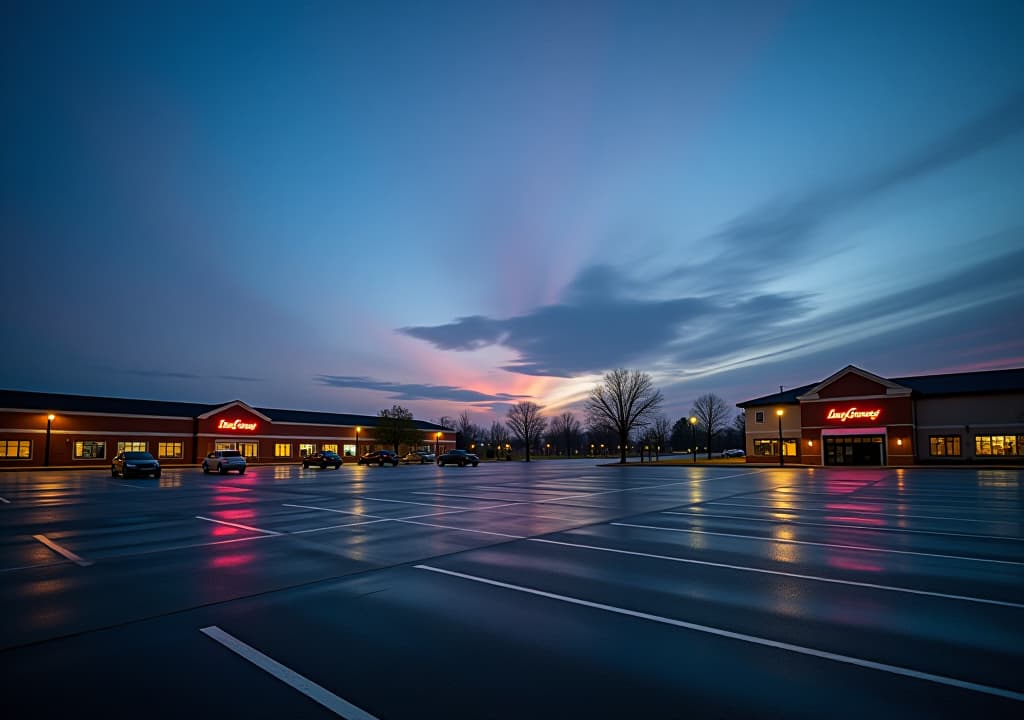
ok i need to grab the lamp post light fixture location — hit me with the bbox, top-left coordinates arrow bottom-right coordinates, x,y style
689,416 -> 697,463
355,426 -> 361,460
776,409 -> 784,467
436,432 -> 442,458
45,414 -> 55,467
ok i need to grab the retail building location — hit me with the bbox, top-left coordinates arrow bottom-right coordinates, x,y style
737,365 -> 1024,466
0,390 -> 453,468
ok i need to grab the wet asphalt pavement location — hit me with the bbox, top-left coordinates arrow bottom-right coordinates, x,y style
0,461 -> 1021,718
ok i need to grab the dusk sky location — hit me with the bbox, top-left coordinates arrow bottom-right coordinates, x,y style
3,1 -> 1023,428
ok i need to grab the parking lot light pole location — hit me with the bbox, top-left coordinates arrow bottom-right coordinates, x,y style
355,426 -> 360,460
45,414 -> 54,466
435,432 -> 441,458
777,409 -> 784,467
689,416 -> 697,463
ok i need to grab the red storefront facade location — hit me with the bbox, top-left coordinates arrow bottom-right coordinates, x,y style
0,391 -> 454,469
739,365 -> 1024,466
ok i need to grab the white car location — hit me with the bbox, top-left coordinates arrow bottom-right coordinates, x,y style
202,449 -> 247,474
722,449 -> 746,458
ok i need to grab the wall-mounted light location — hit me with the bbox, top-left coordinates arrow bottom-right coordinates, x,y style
807,440 -> 814,447
896,438 -> 903,446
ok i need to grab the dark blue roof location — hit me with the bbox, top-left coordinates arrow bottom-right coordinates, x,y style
737,367 -> 1024,407
0,389 -> 446,430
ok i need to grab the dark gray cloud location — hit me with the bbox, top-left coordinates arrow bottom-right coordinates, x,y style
217,375 -> 263,382
399,91 -> 1024,380
114,368 -> 202,380
315,375 -> 533,403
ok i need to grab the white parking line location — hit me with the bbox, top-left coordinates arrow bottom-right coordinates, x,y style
290,519 -> 393,535
195,516 -> 281,535
32,534 -> 93,567
664,510 -> 1022,541
700,500 -> 1013,524
530,538 -> 1024,608
0,496 -> 11,503
201,626 -> 380,719
612,522 -> 1023,566
358,496 -> 477,510
392,518 -> 525,539
415,565 -> 1024,702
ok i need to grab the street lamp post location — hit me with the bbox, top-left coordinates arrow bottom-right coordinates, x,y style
436,432 -> 442,458
690,416 -> 697,463
45,414 -> 54,467
777,409 -> 784,467
355,426 -> 360,460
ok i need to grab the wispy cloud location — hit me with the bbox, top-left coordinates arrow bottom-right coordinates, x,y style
315,375 -> 533,403
114,368 -> 202,380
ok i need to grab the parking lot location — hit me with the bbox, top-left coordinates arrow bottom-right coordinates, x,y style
1,461 -> 1021,718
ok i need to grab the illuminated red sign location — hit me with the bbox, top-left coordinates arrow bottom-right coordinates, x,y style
217,418 -> 258,432
826,407 -> 881,422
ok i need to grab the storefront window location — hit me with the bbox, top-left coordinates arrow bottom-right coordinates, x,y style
274,443 -> 292,458
343,444 -> 356,457
322,443 -> 338,453
74,441 -> 106,460
753,439 -> 797,456
239,442 -> 258,458
299,443 -> 316,456
975,436 -> 1022,456
929,436 -> 961,456
158,442 -> 183,459
117,441 -> 147,453
0,440 -> 31,458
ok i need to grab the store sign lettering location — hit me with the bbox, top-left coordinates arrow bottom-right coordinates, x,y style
217,418 -> 258,431
826,407 -> 881,422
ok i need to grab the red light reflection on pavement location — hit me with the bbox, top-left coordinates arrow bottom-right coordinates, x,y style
826,503 -> 882,513
216,509 -> 256,521
211,525 -> 242,537
827,555 -> 883,573
824,515 -> 886,527
210,553 -> 255,568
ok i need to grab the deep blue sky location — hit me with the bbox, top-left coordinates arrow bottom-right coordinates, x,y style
2,1 -> 1023,426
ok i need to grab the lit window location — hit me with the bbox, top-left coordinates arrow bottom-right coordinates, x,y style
299,443 -> 316,457
158,442 -> 184,459
274,443 -> 292,458
0,440 -> 31,458
929,436 -> 960,456
975,436 -> 1022,456
322,443 -> 338,453
74,441 -> 106,460
343,444 -> 356,457
117,441 -> 147,453
239,442 -> 258,458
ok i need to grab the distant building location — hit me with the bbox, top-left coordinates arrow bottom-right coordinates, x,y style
737,365 -> 1024,466
0,390 -> 452,468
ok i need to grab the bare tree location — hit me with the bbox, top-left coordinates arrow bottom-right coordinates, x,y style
505,401 -> 548,462
375,405 -> 424,453
584,369 -> 664,464
488,420 -> 510,456
691,393 -> 731,459
437,416 -> 455,431
456,410 -> 483,450
548,411 -> 581,457
651,415 -> 672,460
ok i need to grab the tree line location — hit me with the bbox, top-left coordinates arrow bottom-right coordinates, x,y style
432,368 -> 746,463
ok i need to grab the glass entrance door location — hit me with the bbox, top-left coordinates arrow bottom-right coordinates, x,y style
824,436 -> 885,465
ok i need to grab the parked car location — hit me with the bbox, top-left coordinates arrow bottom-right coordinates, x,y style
437,449 -> 480,467
111,451 -> 161,478
357,450 -> 400,466
202,449 -> 247,474
403,451 -> 435,464
722,448 -> 746,458
303,450 -> 342,469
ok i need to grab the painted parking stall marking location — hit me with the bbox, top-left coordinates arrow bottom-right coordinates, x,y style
32,534 -> 93,567
415,565 -> 1024,703
201,626 -> 380,719
195,516 -> 281,536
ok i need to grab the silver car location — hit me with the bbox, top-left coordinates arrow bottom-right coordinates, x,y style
403,451 -> 436,464
202,449 -> 247,474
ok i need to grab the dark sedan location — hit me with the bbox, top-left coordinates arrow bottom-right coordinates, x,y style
357,450 -> 400,466
111,451 -> 161,478
303,450 -> 343,469
437,449 -> 480,467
